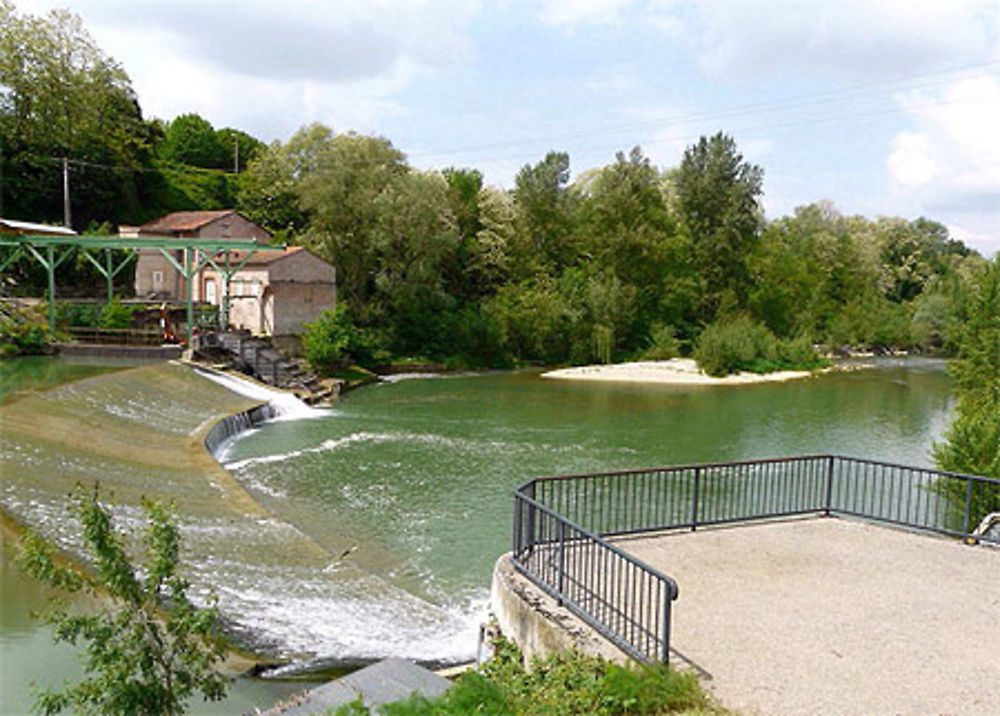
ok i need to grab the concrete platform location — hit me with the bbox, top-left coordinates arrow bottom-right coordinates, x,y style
615,517 -> 1000,715
263,658 -> 452,715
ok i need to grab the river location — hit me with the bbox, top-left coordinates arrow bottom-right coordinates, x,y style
0,356 -> 953,714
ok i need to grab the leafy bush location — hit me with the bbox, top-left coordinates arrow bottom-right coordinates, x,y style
303,305 -> 357,374
1,303 -> 52,356
99,298 -> 136,329
694,315 -> 826,376
336,635 -> 717,716
56,302 -> 102,328
17,487 -> 228,715
640,323 -> 681,361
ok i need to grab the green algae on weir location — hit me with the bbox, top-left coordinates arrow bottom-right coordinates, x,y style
0,361 -> 477,666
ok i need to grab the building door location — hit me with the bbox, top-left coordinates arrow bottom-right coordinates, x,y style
204,278 -> 217,305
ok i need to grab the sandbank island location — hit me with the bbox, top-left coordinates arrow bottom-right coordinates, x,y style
542,358 -> 822,386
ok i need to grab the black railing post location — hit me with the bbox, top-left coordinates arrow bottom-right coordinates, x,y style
556,520 -> 566,606
691,466 -> 700,531
824,455 -> 835,516
962,479 -> 973,535
526,482 -> 536,556
512,494 -> 521,556
661,594 -> 672,663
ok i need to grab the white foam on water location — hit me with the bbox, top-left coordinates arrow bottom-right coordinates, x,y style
195,368 -> 328,422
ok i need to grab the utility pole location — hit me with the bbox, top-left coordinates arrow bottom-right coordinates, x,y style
233,138 -> 239,174
62,156 -> 72,228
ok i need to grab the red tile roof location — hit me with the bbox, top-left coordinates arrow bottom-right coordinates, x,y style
139,210 -> 235,233
216,246 -> 307,266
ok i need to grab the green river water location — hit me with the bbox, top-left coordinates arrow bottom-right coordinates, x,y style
1,356 -> 953,714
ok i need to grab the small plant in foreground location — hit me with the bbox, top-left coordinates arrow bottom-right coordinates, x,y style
17,486 -> 229,715
335,634 -> 719,715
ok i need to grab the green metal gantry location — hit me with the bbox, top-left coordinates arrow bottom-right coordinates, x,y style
0,234 -> 282,345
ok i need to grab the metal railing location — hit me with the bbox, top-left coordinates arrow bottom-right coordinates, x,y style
511,455 -> 999,664
66,326 -> 163,346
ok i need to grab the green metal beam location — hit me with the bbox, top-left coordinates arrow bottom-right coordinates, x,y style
81,248 -> 137,303
0,246 -> 23,274
0,234 -> 270,252
0,233 -> 281,342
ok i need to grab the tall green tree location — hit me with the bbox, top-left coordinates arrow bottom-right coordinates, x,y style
934,255 -> 1000,480
512,151 -> 579,278
296,129 -> 409,319
18,488 -> 228,715
160,113 -> 225,169
674,132 -> 763,320
0,1 -> 155,226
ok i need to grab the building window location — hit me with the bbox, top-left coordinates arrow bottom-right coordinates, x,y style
249,282 -> 260,297
152,270 -> 163,288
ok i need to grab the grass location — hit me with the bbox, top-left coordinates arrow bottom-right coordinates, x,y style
330,636 -> 727,715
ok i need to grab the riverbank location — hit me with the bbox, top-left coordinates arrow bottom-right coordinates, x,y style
542,358 -> 822,385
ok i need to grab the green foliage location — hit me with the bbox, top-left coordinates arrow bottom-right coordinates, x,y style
675,132 -> 764,320
334,636 -> 715,715
0,2 -> 155,228
694,315 -> 826,377
160,113 -> 226,169
933,256 -> 1000,523
16,487 -> 228,715
640,323 -> 681,361
0,302 -> 52,356
303,305 -> 357,374
98,298 -> 136,329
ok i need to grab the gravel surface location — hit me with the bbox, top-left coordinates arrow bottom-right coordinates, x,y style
617,518 -> 1000,715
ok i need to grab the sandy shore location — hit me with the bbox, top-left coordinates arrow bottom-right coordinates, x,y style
541,358 -> 819,385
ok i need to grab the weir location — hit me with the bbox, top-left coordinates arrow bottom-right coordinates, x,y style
0,362 -> 479,667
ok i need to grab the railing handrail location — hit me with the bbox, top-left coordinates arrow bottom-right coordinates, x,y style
514,491 -> 680,599
511,453 -> 997,665
519,454 -> 1000,490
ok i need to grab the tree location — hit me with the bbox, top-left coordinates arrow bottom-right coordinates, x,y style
0,2 -> 156,227
512,151 -> 579,278
17,488 -> 229,715
674,132 -> 763,320
160,113 -> 225,169
933,256 -> 1000,507
294,128 -> 409,319
216,127 -> 264,172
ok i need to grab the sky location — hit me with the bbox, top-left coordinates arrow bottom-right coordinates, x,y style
15,0 -> 1000,255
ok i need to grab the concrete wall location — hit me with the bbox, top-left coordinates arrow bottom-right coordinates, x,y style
134,250 -> 181,298
490,555 -> 630,666
269,281 -> 335,336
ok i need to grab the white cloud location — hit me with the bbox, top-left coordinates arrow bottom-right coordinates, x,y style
888,74 -> 1000,254
539,0 -> 634,25
887,132 -> 936,187
15,0 -> 474,139
653,0 -> 1000,79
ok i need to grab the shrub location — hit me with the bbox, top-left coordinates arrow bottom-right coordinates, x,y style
695,315 -> 826,376
98,298 -> 136,329
639,323 -> 681,361
302,305 -> 356,374
340,635 -> 718,716
0,303 -> 52,356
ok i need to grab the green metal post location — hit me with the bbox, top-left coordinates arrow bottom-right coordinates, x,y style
46,245 -> 56,334
105,249 -> 114,303
184,248 -> 194,346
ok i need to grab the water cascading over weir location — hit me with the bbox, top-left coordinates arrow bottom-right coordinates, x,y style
0,362 -> 478,670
